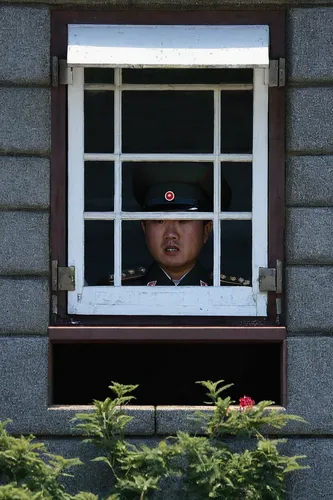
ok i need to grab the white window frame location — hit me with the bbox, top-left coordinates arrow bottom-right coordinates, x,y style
67,24 -> 269,317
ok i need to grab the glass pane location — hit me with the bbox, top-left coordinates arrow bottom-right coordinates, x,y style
122,219 -> 213,286
85,162 -> 114,212
122,68 -> 253,84
84,221 -> 114,286
122,91 -> 214,153
221,162 -> 252,212
85,68 -> 114,84
122,162 -> 213,212
221,221 -> 252,285
221,91 -> 253,154
84,91 -> 114,153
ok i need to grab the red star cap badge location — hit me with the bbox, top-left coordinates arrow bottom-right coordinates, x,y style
165,190 -> 175,202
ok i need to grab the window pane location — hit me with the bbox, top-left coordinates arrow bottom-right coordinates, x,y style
122,68 -> 253,84
84,91 -> 114,153
122,91 -> 214,153
122,162 -> 213,211
122,220 -> 213,286
84,221 -> 114,286
221,162 -> 252,212
221,221 -> 252,284
85,162 -> 114,212
221,91 -> 253,153
85,68 -> 114,84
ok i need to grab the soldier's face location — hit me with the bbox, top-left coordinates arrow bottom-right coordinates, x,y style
141,220 -> 212,277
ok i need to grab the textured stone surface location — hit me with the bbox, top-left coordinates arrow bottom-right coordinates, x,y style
0,278 -> 49,334
0,88 -> 50,154
0,337 -> 155,435
285,439 -> 333,499
36,437 -> 333,499
286,267 -> 333,333
0,212 -> 49,274
0,6 -> 50,84
287,8 -> 333,83
156,406 -> 212,435
0,157 -> 50,209
288,8 -> 333,83
0,337 -> 49,428
286,208 -> 333,264
286,338 -> 333,434
287,88 -> 333,154
286,156 -> 333,207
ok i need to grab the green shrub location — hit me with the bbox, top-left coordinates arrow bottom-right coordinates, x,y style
0,420 -> 98,500
74,381 -> 308,500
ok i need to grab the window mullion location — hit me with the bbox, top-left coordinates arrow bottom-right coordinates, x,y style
252,68 -> 268,313
68,67 -> 85,295
213,90 -> 221,287
114,68 -> 122,287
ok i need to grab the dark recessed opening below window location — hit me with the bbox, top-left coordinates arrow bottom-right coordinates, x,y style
52,343 -> 281,406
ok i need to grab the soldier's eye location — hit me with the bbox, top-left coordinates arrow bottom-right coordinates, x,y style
179,220 -> 189,224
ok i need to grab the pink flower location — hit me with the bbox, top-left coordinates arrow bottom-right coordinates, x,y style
239,396 -> 255,410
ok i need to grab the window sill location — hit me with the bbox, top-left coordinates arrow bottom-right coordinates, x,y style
46,404 -> 295,437
47,405 -> 155,435
48,325 -> 286,342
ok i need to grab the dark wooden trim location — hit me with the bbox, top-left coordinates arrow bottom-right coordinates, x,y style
267,12 -> 286,321
51,10 -> 285,28
50,9 -> 286,324
51,14 -> 69,319
48,340 -> 53,405
280,338 -> 287,407
49,325 -> 286,342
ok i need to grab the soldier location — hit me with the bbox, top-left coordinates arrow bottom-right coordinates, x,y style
104,164 -> 250,287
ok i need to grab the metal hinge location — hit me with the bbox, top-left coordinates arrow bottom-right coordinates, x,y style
269,58 -> 286,87
259,260 -> 283,293
52,260 -> 75,292
51,57 -> 73,87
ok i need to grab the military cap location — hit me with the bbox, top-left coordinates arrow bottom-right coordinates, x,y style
133,163 -> 231,212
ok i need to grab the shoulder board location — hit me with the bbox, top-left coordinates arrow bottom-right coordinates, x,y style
108,266 -> 147,284
209,272 -> 251,286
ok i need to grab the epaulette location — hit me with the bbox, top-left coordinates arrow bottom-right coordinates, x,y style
210,273 -> 251,286
108,266 -> 147,285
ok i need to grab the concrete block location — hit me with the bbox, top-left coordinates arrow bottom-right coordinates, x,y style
0,6 -> 50,84
287,88 -> 333,154
286,438 -> 333,499
0,337 -> 155,436
39,438 -> 113,497
0,212 -> 49,274
286,156 -> 333,207
0,156 -> 50,209
51,405 -> 155,436
286,337 -> 333,434
0,278 -> 49,334
156,406 -> 212,435
288,8 -> 333,83
41,437 -> 329,500
286,266 -> 333,333
0,88 -> 50,154
0,337 -> 49,426
286,208 -> 333,264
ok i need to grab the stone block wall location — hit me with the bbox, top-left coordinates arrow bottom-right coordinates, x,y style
0,3 -> 333,499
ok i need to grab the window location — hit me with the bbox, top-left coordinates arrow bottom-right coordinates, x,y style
50,11 -> 286,407
66,23 -> 270,317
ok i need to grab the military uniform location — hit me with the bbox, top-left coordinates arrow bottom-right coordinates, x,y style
105,263 -> 250,287
100,163 -> 250,287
